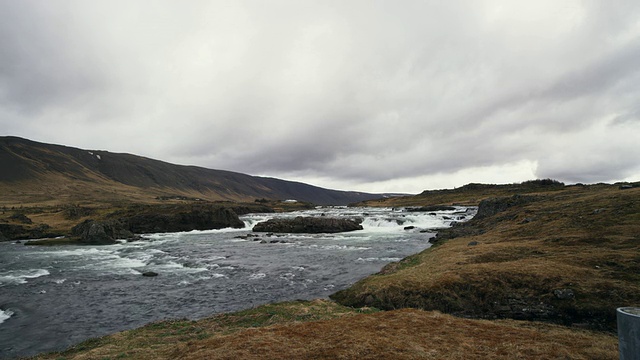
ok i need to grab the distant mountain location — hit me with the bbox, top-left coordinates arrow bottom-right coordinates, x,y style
0,136 -> 385,206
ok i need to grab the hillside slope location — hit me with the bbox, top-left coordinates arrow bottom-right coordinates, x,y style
332,184 -> 640,330
0,136 -> 382,206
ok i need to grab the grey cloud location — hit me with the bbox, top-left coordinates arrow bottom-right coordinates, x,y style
0,3 -> 107,114
1,1 -> 639,192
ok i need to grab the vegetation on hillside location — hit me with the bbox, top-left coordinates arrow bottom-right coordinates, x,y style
0,136 -> 383,207
352,179 -> 569,207
333,183 -> 640,331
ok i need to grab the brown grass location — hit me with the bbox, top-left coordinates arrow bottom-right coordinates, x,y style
31,301 -> 617,360
333,185 -> 640,329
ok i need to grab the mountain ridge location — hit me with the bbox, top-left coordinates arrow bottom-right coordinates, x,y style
0,136 -> 385,206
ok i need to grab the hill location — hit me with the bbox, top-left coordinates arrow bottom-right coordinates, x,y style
333,182 -> 640,330
0,136 -> 383,207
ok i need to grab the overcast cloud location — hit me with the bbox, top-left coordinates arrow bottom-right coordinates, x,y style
1,0 -> 639,193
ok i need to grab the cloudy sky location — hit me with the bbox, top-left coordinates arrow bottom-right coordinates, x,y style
1,1 -> 639,193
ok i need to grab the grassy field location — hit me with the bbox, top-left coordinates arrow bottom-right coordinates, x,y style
21,181 -> 640,359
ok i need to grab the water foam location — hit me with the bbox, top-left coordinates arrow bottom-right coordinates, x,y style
0,269 -> 50,286
40,248 -> 114,258
183,227 -> 247,235
249,273 -> 266,280
356,257 -> 402,262
0,309 -> 14,324
150,261 -> 208,274
209,264 -> 235,270
309,244 -> 370,251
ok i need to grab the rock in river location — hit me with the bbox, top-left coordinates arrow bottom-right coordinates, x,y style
253,216 -> 363,234
71,219 -> 135,245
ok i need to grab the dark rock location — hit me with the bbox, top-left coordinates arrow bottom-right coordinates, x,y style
619,184 -> 633,190
553,288 -> 575,300
406,205 -> 456,212
260,240 -> 267,244
229,205 -> 274,215
475,194 -> 538,219
404,226 -> 415,230
468,241 -> 479,246
253,216 -> 363,233
28,224 -> 52,239
124,207 -> 244,233
442,216 -> 452,220
0,223 -> 60,241
592,209 -> 606,214
0,224 -> 26,241
72,219 -> 134,245
142,271 -> 158,277
9,213 -> 32,224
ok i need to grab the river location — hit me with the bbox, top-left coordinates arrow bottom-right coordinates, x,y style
0,206 -> 475,359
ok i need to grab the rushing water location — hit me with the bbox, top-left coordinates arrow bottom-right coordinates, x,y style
0,206 -> 476,359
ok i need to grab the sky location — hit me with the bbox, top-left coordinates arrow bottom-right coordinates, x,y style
1,1 -> 640,194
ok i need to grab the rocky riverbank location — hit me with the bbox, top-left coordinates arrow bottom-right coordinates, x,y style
0,202 -> 275,245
